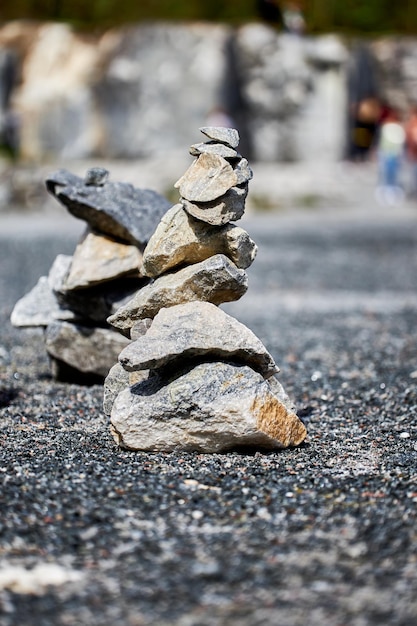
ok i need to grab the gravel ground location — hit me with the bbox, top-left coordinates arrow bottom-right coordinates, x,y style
1,205 -> 417,626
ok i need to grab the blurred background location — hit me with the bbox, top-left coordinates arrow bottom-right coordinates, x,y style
1,0 -> 417,213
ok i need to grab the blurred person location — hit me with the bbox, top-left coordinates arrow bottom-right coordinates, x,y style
283,2 -> 306,35
405,105 -> 417,196
375,108 -> 406,206
206,106 -> 235,129
0,49 -> 19,159
350,97 -> 381,161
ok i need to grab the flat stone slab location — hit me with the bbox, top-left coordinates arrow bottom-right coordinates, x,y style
118,301 -> 278,379
181,185 -> 248,225
48,253 -> 145,324
141,203 -> 257,278
64,228 -> 142,290
199,126 -> 240,148
46,169 -> 172,247
174,153 -> 238,203
57,280 -> 144,324
110,361 -> 306,453
45,321 -> 130,378
189,142 -> 240,159
108,254 -> 248,335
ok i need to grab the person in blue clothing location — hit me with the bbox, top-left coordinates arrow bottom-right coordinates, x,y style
375,108 -> 406,205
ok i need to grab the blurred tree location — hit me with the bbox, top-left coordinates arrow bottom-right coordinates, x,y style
0,0 -> 416,33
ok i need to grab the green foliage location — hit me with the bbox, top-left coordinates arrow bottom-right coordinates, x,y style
0,0 -> 416,34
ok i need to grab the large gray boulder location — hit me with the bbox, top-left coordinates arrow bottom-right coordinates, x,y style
110,361 -> 307,453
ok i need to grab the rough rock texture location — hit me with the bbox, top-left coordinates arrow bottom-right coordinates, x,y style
200,127 -> 240,147
141,203 -> 257,278
103,362 -> 149,416
108,254 -> 248,334
56,278 -> 142,325
10,276 -> 76,327
181,185 -> 248,226
130,318 -> 153,340
45,321 -> 130,378
106,127 -> 303,454
10,164 -> 164,381
46,169 -> 172,246
118,301 -> 278,379
189,142 -> 240,159
110,361 -> 306,452
175,153 -> 238,203
64,228 -> 142,290
234,158 -> 253,185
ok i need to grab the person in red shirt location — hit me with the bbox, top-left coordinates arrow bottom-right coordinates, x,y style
405,105 -> 417,197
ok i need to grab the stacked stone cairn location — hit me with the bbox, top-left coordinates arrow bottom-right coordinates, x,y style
11,167 -> 171,384
105,127 -> 307,452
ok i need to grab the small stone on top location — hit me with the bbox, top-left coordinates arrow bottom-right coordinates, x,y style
84,167 -> 109,186
199,127 -> 240,149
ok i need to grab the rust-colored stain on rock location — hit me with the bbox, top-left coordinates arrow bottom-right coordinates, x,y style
253,394 -> 307,448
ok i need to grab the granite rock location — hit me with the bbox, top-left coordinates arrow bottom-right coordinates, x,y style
141,203 -> 257,278
110,361 -> 307,452
103,362 -> 149,416
107,254 -> 248,335
130,318 -> 153,340
118,301 -> 278,379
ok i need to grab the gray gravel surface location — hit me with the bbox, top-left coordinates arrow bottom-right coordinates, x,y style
1,208 -> 417,626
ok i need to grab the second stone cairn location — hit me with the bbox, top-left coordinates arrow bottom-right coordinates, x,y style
105,127 -> 307,453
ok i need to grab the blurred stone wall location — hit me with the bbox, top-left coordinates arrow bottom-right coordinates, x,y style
0,21 -> 416,163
